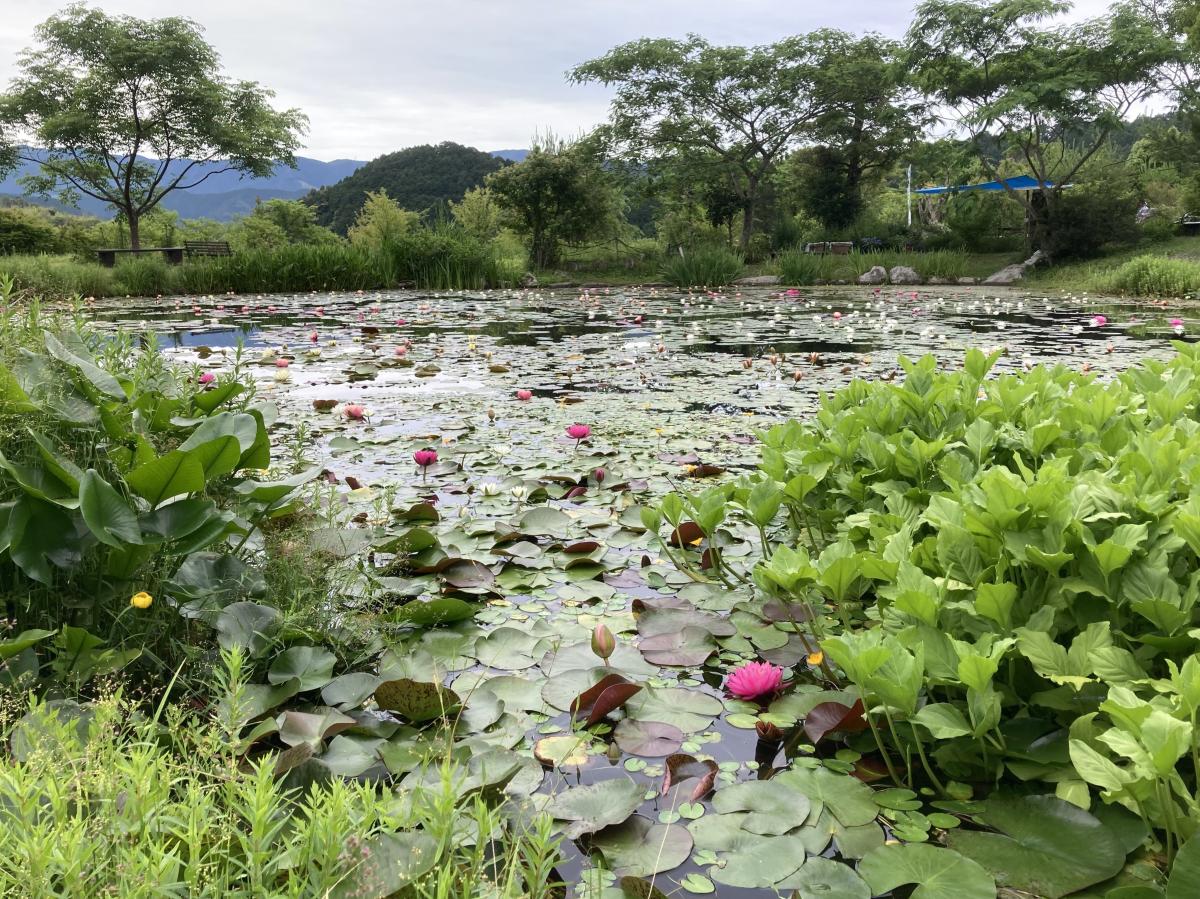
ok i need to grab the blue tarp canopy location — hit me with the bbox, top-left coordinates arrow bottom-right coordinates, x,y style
914,175 -> 1053,196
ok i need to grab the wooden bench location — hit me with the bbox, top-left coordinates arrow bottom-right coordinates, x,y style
184,240 -> 232,258
96,247 -> 184,267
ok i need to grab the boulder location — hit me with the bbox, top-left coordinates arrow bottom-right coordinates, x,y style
734,275 -> 781,286
857,265 -> 888,285
888,265 -> 921,285
982,265 -> 1026,286
519,272 -> 539,288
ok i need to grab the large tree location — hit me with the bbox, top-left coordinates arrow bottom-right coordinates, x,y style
572,34 -> 837,251
486,135 -> 624,269
905,0 -> 1181,256
0,5 -> 305,249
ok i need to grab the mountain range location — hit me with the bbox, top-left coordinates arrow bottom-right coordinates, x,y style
0,148 -> 527,221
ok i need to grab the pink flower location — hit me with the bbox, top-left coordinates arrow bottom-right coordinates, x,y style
343,404 -> 365,420
275,358 -> 290,368
1091,315 -> 1107,327
725,661 -> 785,700
413,449 -> 438,467
566,424 -> 591,440
198,372 -> 215,385
516,389 -> 533,401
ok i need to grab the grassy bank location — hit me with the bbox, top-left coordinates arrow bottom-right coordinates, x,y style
0,232 -> 519,299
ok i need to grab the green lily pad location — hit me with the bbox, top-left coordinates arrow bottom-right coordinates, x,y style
545,776 -> 645,839
373,678 -> 460,722
589,815 -> 693,876
946,795 -> 1126,898
859,843 -> 996,899
711,779 -> 812,835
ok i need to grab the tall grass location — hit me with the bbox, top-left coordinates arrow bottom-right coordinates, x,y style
1094,255 -> 1200,298
776,250 -> 840,285
661,246 -> 744,287
0,656 -> 562,898
0,230 -> 518,299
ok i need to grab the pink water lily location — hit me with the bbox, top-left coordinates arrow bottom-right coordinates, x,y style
413,448 -> 438,482
726,661 -> 785,700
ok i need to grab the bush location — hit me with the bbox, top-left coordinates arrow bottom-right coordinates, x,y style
660,246 -> 744,287
1098,254 -> 1200,298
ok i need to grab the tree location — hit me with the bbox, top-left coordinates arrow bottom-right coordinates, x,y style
449,186 -> 502,241
347,190 -> 419,250
486,135 -> 624,269
906,0 -> 1181,256
572,34 -> 840,251
806,34 -> 927,221
0,5 -> 305,249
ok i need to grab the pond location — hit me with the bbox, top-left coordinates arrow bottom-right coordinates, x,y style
88,285 -> 1194,896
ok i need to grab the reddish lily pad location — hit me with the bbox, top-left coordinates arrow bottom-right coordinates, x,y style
614,718 -> 684,757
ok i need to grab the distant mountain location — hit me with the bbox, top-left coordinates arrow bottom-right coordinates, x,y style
304,142 -> 511,234
491,149 -> 529,163
0,150 -> 366,221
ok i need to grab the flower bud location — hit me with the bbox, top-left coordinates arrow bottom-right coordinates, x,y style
591,624 -> 616,660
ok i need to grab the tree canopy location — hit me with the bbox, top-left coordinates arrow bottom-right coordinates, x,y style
0,4 -> 305,249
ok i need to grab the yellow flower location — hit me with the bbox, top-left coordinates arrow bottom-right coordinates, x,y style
130,591 -> 153,609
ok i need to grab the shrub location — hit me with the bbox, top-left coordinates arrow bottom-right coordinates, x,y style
660,246 -> 743,287
1098,255 -> 1200,298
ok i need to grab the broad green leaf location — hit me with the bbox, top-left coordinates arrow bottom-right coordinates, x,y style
79,469 -> 141,547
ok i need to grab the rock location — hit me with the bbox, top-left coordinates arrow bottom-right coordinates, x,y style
983,265 -> 1026,286
519,272 -> 539,288
888,265 -> 921,285
734,275 -> 781,286
957,277 -> 979,285
857,265 -> 888,285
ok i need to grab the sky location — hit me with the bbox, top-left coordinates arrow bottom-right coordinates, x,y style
1,0 -> 1115,162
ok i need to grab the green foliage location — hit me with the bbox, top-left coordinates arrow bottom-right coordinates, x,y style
346,189 -> 419,250
0,686 -> 562,898
487,135 -> 625,269
1098,254 -> 1200,297
663,346 -> 1200,862
0,6 -> 305,248
305,142 -> 507,234
776,250 -> 840,285
660,246 -> 743,287
0,309 -> 314,677
0,206 -> 59,254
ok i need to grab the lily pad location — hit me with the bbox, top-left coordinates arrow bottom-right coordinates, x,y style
373,678 -> 460,722
545,776 -> 645,839
859,843 -> 995,899
589,815 -> 694,877
946,795 -> 1126,897
613,719 -> 684,757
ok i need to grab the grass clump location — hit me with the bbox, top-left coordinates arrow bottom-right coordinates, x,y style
661,246 -> 744,287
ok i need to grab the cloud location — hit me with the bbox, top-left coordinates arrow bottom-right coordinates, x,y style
0,0 -> 1120,160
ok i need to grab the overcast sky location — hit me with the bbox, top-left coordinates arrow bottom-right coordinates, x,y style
1,0 -> 1114,162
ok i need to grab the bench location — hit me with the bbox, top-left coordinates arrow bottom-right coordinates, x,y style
804,241 -> 855,256
96,247 -> 184,267
184,240 -> 232,258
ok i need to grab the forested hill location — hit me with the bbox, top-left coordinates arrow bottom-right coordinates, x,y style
304,142 -> 510,233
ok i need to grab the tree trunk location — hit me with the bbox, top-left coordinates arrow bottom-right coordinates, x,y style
128,210 -> 141,251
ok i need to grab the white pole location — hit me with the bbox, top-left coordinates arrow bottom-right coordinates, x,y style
906,164 -> 913,227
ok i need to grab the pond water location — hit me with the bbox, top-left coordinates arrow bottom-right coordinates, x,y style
89,285 -> 1193,896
